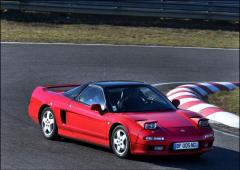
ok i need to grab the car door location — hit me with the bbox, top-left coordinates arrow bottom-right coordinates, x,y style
65,85 -> 109,145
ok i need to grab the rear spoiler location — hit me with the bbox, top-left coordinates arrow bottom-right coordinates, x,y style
42,84 -> 81,92
44,84 -> 81,89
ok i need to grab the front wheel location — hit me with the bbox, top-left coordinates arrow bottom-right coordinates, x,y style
111,125 -> 130,158
41,107 -> 58,140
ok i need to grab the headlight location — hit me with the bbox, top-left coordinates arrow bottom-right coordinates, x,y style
137,120 -> 158,130
144,122 -> 158,130
198,119 -> 209,128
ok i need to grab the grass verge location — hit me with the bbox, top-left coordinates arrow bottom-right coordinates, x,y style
1,19 -> 239,48
208,89 -> 240,115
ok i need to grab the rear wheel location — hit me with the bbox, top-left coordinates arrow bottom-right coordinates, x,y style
111,125 -> 130,158
41,107 -> 58,140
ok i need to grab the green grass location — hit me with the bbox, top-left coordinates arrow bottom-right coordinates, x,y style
208,89 -> 240,115
1,20 -> 239,48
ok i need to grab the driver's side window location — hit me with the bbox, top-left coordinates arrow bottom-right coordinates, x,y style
77,86 -> 106,110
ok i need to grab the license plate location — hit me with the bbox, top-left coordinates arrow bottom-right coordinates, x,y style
173,142 -> 199,150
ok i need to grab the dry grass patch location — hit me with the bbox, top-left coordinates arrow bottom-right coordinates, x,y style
1,20 -> 239,48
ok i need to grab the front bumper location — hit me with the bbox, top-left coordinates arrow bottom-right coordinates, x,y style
130,130 -> 214,155
131,139 -> 213,155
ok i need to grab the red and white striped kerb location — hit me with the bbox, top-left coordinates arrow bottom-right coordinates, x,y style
167,82 -> 240,128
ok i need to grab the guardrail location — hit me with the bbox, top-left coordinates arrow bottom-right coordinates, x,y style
1,0 -> 239,21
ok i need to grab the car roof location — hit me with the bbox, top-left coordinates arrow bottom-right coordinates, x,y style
91,80 -> 147,88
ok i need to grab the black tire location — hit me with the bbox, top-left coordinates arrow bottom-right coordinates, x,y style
40,107 -> 58,140
111,125 -> 130,158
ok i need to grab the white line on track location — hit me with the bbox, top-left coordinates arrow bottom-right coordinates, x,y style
213,129 -> 239,138
153,82 -> 197,86
1,41 -> 239,50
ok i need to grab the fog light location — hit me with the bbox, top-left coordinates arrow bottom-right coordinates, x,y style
153,137 -> 165,141
204,143 -> 209,148
154,146 -> 164,151
145,137 -> 153,141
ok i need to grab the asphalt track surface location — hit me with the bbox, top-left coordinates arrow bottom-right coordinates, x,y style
1,43 -> 239,170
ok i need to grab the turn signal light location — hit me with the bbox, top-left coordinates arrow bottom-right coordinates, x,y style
144,136 -> 165,141
204,133 -> 214,139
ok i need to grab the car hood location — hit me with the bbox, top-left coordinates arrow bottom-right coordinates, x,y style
122,110 -> 201,136
122,110 -> 195,128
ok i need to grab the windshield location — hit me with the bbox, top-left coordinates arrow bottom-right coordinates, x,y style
105,85 -> 176,113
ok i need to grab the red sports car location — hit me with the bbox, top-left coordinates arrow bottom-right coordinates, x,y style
28,81 -> 214,158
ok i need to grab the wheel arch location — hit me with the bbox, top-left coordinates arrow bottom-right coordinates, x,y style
108,122 -> 132,148
108,123 -> 122,148
38,104 -> 50,124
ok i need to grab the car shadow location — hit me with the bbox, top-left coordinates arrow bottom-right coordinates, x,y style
57,137 -> 112,154
126,146 -> 239,170
58,137 -> 238,170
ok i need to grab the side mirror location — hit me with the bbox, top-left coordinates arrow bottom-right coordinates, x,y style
172,99 -> 180,108
90,104 -> 103,114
